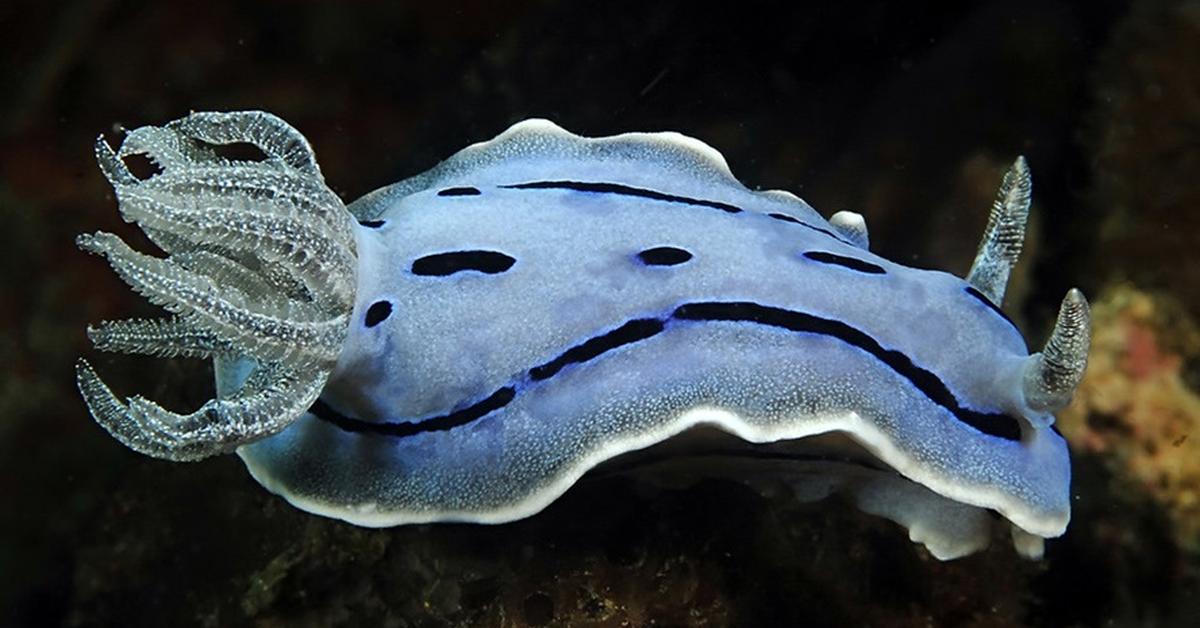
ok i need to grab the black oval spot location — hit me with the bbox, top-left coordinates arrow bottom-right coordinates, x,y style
358,219 -> 386,228
411,251 -> 516,276
802,251 -> 886,274
637,246 -> 693,266
364,301 -> 392,327
437,186 -> 481,197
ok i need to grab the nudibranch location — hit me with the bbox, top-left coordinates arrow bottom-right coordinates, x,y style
76,111 -> 1090,560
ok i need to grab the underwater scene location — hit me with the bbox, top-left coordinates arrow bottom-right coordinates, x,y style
1,1 -> 1198,626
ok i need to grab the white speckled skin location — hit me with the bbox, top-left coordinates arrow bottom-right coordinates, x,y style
231,120 -> 1072,558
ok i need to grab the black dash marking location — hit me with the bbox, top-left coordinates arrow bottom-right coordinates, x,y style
412,250 -> 516,276
672,302 -> 1022,441
364,301 -> 393,327
964,286 -> 1019,331
802,251 -> 886,275
637,246 -> 693,267
768,213 -> 850,242
310,387 -> 516,437
502,180 -> 743,214
437,186 -> 482,197
358,219 -> 386,228
530,318 -> 665,381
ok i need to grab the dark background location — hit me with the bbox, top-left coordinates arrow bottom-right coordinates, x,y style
2,1 -> 1198,626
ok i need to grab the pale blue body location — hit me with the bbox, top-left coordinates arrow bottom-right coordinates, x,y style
230,121 -> 1070,557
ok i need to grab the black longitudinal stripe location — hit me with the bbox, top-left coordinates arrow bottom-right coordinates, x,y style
802,251 -> 886,275
530,318 -> 665,381
358,219 -> 386,228
500,180 -> 851,244
672,302 -> 1021,440
311,301 -> 1021,441
411,250 -> 517,276
312,387 -> 516,437
502,180 -> 743,213
311,320 -> 665,438
964,286 -> 1019,331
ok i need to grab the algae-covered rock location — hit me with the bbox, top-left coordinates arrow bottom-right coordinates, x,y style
1059,286 -> 1200,552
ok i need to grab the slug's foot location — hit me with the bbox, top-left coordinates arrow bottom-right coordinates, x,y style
77,111 -> 356,461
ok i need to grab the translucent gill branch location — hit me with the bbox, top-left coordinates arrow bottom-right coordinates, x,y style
77,111 -> 358,460
77,231 -> 344,366
169,110 -> 324,179
88,317 -> 233,359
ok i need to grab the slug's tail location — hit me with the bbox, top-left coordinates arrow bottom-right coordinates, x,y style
77,111 -> 356,461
